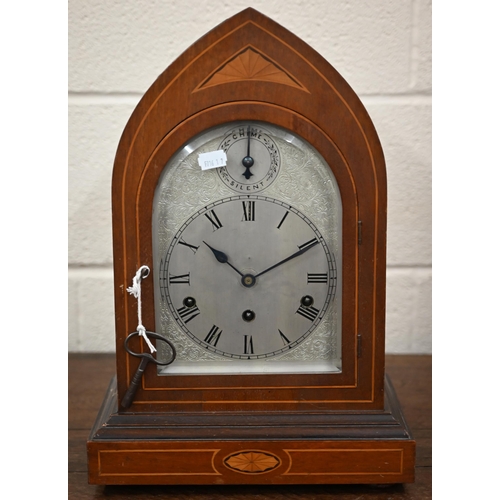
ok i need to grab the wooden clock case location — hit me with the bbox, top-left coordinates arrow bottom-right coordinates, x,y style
87,8 -> 415,485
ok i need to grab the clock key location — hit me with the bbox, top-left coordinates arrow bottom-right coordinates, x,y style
120,331 -> 176,410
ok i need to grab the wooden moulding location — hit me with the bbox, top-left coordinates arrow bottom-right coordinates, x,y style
88,374 -> 415,485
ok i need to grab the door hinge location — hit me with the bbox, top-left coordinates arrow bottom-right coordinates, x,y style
358,220 -> 362,244
357,333 -> 362,358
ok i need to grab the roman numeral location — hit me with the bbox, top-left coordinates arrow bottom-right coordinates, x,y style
204,325 -> 222,346
205,210 -> 223,231
244,335 -> 254,355
242,201 -> 256,221
277,210 -> 289,229
176,304 -> 201,323
296,304 -> 320,322
279,330 -> 291,346
159,258 -> 167,300
178,238 -> 199,254
298,238 -> 319,251
307,273 -> 328,284
169,273 -> 190,285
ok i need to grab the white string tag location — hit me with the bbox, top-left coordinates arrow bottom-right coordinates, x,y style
126,265 -> 156,353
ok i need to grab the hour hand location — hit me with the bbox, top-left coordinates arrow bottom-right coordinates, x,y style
203,241 -> 244,277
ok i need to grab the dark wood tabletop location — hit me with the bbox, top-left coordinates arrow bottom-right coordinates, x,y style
69,353 -> 431,499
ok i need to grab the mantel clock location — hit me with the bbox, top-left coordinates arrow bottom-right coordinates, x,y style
88,8 -> 415,485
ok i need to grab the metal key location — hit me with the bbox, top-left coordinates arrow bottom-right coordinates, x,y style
120,331 -> 176,410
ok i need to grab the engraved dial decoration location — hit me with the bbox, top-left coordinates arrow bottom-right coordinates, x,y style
217,124 -> 280,192
153,121 -> 342,374
160,196 -> 336,359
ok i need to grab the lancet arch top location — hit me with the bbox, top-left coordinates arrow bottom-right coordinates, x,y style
113,8 -> 385,197
111,9 -> 387,412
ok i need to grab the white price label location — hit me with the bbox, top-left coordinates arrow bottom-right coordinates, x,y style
198,150 -> 227,170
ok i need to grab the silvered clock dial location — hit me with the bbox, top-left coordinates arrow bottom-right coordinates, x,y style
153,121 -> 342,374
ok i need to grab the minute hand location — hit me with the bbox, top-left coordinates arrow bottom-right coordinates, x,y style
255,239 -> 320,278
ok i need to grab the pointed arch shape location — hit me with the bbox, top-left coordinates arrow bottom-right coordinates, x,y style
111,8 -> 387,411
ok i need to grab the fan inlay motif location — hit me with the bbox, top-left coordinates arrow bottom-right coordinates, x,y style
224,450 -> 281,474
199,48 -> 305,90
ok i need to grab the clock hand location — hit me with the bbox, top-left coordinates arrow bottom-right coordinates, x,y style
255,238 -> 320,278
242,125 -> 254,179
203,241 -> 245,277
